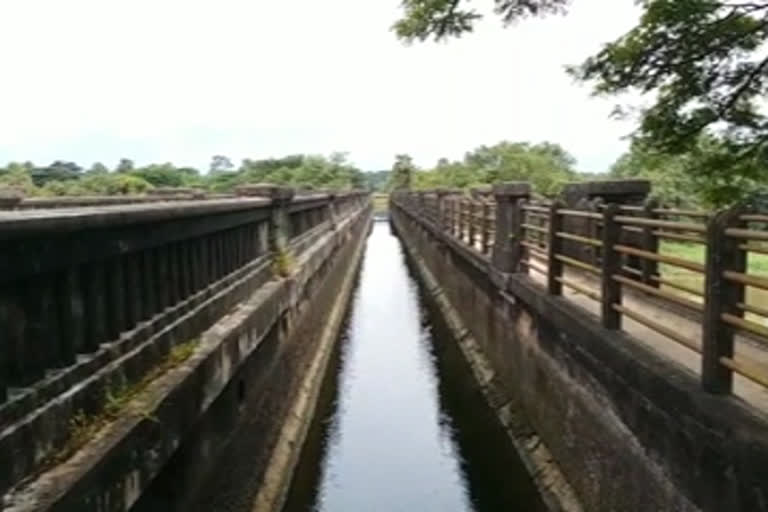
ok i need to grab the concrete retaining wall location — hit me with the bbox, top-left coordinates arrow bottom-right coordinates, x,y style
2,197 -> 371,511
391,202 -> 768,512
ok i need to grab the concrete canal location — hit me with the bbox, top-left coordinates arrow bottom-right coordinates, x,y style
282,221 -> 544,511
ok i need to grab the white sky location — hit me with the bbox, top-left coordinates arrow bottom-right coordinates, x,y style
0,0 -> 640,173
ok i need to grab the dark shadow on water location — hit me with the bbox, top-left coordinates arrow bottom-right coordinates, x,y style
284,223 -> 545,511
410,272 -> 546,511
280,317 -> 352,512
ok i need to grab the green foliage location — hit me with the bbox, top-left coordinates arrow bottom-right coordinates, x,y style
0,152 -> 364,197
209,155 -> 234,173
389,154 -> 415,190
610,142 -> 695,206
87,162 -> 109,175
129,163 -> 201,188
411,141 -> 578,195
40,173 -> 153,196
396,0 -> 768,204
0,163 -> 38,194
272,248 -> 295,277
29,161 -> 82,186
572,1 -> 768,158
116,158 -> 135,173
394,0 -> 569,42
611,136 -> 768,208
206,153 -> 364,192
363,170 -> 391,192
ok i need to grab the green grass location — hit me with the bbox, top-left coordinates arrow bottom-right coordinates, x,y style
51,339 -> 200,466
659,241 -> 768,275
272,248 -> 295,277
658,241 -> 768,312
372,194 -> 388,215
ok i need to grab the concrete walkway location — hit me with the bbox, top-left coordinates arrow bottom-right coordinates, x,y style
525,268 -> 768,413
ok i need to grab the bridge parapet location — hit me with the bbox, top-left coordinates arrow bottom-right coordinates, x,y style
0,188 -> 369,502
390,183 -> 768,511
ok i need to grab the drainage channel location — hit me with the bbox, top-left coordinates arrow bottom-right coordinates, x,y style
283,221 -> 546,511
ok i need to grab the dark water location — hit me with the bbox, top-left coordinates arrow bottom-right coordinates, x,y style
284,222 -> 545,512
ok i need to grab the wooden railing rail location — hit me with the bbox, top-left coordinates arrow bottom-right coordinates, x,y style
392,186 -> 768,397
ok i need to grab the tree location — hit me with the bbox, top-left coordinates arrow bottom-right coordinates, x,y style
29,161 -> 82,186
0,165 -> 38,194
611,136 -> 767,208
116,158 -> 134,173
395,0 -> 768,197
390,154 -> 415,190
87,162 -> 109,175
209,155 -> 234,173
408,141 -> 578,195
572,1 -> 768,159
130,163 -> 200,188
394,0 -> 568,42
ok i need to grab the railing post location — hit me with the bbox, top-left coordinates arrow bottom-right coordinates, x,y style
482,200 -> 491,254
326,191 -> 338,230
702,207 -> 746,394
491,183 -> 531,274
435,189 -> 451,232
547,200 -> 564,295
452,197 -> 460,238
468,200 -> 477,249
601,204 -> 622,329
417,191 -> 426,217
641,198 -> 660,285
236,184 -> 296,254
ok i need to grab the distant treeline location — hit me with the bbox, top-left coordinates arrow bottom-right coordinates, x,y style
0,153 -> 368,197
387,139 -> 768,208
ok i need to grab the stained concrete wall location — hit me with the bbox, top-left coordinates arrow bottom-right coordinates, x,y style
391,202 -> 768,512
2,193 -> 370,511
135,205 -> 371,512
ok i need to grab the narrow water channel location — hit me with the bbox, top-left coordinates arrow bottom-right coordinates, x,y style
284,221 -> 545,511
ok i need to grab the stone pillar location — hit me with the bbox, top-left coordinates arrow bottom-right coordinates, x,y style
326,191 -> 338,229
491,183 -> 531,274
237,184 -> 296,253
0,187 -> 23,210
416,191 -> 426,216
435,188 -> 450,231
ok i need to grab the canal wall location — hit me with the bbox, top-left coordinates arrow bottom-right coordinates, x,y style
391,196 -> 768,512
1,188 -> 371,511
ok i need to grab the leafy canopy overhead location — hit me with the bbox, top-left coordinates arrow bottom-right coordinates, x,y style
394,0 -> 569,42
395,0 -> 768,187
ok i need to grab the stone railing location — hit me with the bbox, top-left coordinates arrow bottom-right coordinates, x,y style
0,185 -> 369,499
0,187 -> 367,403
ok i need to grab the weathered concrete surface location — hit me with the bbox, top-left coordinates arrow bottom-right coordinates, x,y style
523,268 -> 768,410
2,202 -> 371,511
391,202 -> 768,512
395,217 -> 581,512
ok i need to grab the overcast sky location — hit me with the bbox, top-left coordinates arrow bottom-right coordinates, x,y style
0,0 -> 640,173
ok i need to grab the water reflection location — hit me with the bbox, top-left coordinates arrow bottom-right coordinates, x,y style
284,222 -> 544,512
